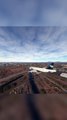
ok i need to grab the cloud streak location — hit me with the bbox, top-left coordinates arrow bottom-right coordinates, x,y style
0,27 -> 67,62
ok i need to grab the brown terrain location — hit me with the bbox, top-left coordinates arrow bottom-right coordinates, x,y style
0,95 -> 67,120
0,62 -> 67,95
0,62 -> 67,120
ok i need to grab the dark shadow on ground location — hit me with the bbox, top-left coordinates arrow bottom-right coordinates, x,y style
26,95 -> 43,120
29,73 -> 40,94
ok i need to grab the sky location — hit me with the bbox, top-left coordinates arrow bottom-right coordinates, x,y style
0,1 -> 67,62
0,0 -> 67,26
0,27 -> 67,62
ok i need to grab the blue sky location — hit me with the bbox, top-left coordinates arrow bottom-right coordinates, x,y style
0,0 -> 67,26
0,27 -> 67,62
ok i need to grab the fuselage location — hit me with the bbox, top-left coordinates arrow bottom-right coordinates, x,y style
29,67 -> 56,73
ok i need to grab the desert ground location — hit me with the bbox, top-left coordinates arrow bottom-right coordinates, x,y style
0,95 -> 67,120
0,63 -> 67,120
0,62 -> 67,95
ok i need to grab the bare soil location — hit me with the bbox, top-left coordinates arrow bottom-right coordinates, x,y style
0,63 -> 67,95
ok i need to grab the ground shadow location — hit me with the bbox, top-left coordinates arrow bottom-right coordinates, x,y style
26,95 -> 43,120
29,73 -> 40,94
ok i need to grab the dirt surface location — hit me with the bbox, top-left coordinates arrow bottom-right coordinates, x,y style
0,63 -> 67,95
0,63 -> 27,79
0,63 -> 67,120
0,95 -> 67,120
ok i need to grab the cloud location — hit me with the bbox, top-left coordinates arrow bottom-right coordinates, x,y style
0,27 -> 67,62
0,0 -> 67,26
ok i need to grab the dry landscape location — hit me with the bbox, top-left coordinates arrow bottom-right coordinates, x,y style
0,62 -> 67,95
0,62 -> 67,120
0,95 -> 67,120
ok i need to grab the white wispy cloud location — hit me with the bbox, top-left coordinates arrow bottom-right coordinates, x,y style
0,27 -> 67,62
